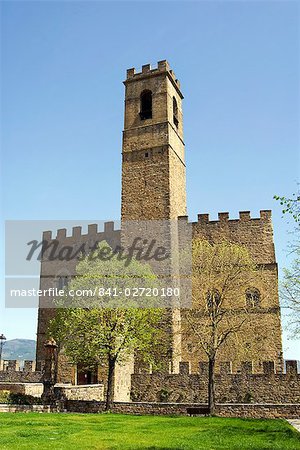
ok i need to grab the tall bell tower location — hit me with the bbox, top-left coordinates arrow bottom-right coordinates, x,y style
121,60 -> 187,221
121,61 -> 187,373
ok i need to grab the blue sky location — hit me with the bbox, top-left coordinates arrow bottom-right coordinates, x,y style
1,1 -> 299,359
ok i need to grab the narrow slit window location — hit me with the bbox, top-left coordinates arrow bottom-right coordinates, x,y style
173,96 -> 179,127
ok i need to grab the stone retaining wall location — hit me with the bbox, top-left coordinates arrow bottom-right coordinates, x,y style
0,382 -> 43,397
55,384 -> 104,401
65,400 -> 300,419
0,404 -> 52,413
0,400 -> 298,418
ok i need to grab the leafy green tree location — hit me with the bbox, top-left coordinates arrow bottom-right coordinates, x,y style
281,249 -> 300,338
275,190 -> 300,337
274,192 -> 300,223
49,242 -> 165,411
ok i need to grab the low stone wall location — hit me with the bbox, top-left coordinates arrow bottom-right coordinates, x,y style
215,404 -> 300,419
0,404 -> 52,413
0,383 -> 43,397
55,384 -> 104,401
23,383 -> 43,397
65,400 -> 300,419
0,399 -> 297,418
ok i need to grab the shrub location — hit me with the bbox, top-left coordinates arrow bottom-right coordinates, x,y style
8,393 -> 43,405
0,390 -> 10,403
158,389 -> 171,402
130,390 -> 140,402
243,392 -> 254,403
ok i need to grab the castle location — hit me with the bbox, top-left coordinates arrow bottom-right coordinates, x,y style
35,60 -> 283,400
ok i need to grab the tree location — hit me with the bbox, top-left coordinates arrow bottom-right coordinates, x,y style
274,191 -> 300,223
275,190 -> 300,337
183,239 -> 265,415
281,249 -> 300,338
49,241 -> 165,411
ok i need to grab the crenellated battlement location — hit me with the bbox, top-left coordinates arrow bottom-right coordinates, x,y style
178,209 -> 276,265
42,221 -> 120,242
178,210 -> 272,225
41,213 -> 272,241
0,360 -> 37,373
134,360 -> 298,376
0,360 -> 43,383
125,60 -> 181,91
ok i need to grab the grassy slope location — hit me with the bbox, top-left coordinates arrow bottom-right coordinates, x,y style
0,413 -> 299,450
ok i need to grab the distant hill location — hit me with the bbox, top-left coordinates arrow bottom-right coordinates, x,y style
2,339 -> 36,362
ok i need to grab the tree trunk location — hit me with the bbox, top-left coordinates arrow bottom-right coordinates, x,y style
105,357 -> 116,411
208,356 -> 216,416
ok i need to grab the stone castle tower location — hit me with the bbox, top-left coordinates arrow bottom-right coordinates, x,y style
121,60 -> 186,221
121,61 -> 187,372
36,60 -> 283,392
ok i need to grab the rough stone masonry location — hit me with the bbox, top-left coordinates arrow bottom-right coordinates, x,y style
32,61 -> 284,403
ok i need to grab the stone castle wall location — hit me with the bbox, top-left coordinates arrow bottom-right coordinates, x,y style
2,358 -> 299,420
131,360 -> 299,404
36,221 -> 121,374
0,360 -> 42,383
191,210 -> 276,264
178,210 -> 283,371
34,61 -> 285,407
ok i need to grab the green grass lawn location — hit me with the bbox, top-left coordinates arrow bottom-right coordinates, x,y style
0,413 -> 299,450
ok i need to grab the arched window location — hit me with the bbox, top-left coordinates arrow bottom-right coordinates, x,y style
173,96 -> 179,127
245,288 -> 260,308
140,90 -> 152,120
206,289 -> 221,309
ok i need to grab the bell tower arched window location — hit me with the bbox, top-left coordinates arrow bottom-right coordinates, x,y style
140,90 -> 152,120
173,96 -> 179,127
